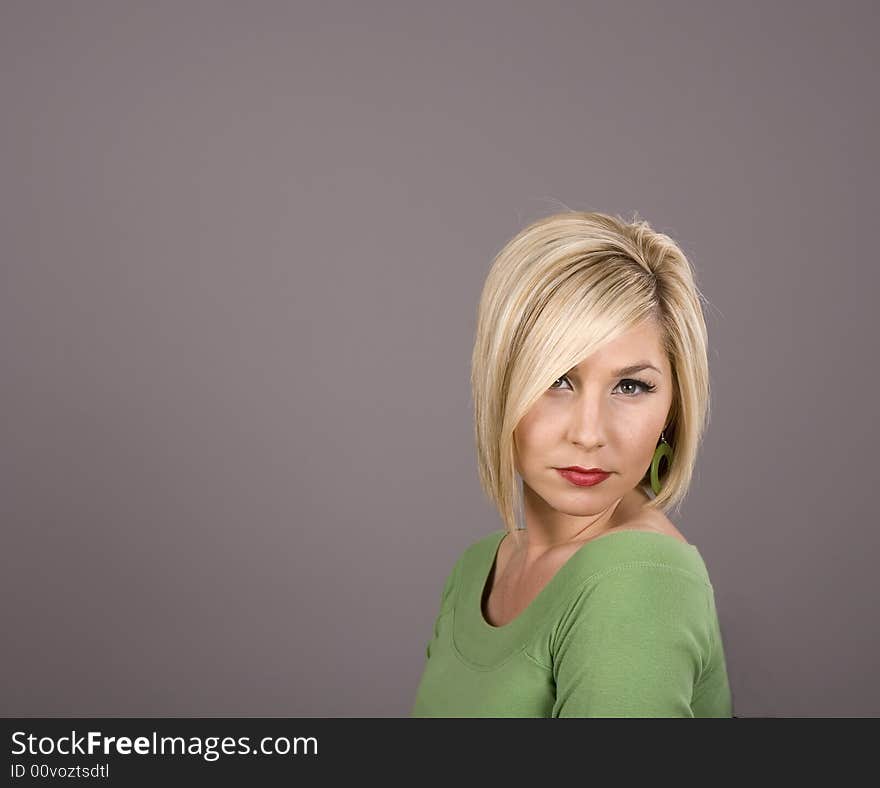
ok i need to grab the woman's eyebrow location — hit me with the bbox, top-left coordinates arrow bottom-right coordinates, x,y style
569,362 -> 662,377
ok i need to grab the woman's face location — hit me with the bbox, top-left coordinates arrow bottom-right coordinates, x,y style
513,320 -> 674,521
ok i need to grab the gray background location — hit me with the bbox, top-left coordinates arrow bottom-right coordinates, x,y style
2,0 -> 877,717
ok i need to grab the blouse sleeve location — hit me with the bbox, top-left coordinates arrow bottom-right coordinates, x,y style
550,563 -> 712,717
424,557 -> 461,660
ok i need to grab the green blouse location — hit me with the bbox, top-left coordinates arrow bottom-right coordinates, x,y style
411,527 -> 733,717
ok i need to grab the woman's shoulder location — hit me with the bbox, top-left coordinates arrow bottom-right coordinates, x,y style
437,529 -> 505,583
575,506 -> 712,590
456,528 -> 507,562
587,527 -> 711,585
622,506 -> 692,546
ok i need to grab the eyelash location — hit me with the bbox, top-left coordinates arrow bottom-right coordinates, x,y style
549,375 -> 657,397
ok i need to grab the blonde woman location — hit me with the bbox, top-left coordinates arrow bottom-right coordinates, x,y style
411,210 -> 733,718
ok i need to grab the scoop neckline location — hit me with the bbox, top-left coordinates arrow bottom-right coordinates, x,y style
477,527 -> 699,632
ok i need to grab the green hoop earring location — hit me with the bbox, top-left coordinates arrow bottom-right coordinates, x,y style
650,430 -> 673,495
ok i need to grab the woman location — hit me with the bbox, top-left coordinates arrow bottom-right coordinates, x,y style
411,210 -> 734,717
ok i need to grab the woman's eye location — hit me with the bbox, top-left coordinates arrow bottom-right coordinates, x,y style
548,375 -> 656,396
617,378 -> 656,396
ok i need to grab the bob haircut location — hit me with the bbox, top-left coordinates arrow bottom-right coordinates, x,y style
470,210 -> 711,535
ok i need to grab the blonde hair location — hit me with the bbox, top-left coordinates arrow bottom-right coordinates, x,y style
470,210 -> 711,535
